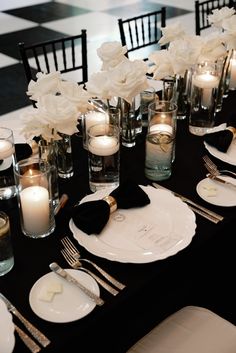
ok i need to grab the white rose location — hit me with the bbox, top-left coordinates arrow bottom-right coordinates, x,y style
108,60 -> 148,104
208,6 -> 235,28
26,71 -> 61,101
59,80 -> 92,113
158,22 -> 187,46
86,71 -> 113,99
148,50 -> 174,79
97,41 -> 128,70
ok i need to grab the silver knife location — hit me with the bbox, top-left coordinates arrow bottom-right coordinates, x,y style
206,173 -> 236,189
49,262 -> 104,306
0,292 -> 50,348
152,182 -> 224,222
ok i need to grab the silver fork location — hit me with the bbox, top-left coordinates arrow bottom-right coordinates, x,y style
203,155 -> 236,177
60,249 -> 119,296
61,236 -> 126,290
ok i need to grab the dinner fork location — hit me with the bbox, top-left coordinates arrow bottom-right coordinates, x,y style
61,236 -> 126,290
14,324 -> 41,353
60,249 -> 119,296
203,155 -> 236,177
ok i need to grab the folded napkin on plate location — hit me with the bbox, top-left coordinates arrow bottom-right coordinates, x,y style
204,125 -> 236,153
72,180 -> 150,235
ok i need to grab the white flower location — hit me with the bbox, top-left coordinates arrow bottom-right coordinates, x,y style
158,22 -> 187,46
221,15 -> 236,49
148,50 -> 174,79
198,32 -> 227,61
97,41 -> 128,70
59,80 -> 92,113
86,71 -> 113,99
108,60 -> 148,104
208,6 -> 235,28
27,71 -> 61,101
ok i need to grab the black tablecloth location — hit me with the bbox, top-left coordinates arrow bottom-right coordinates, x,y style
1,92 -> 236,353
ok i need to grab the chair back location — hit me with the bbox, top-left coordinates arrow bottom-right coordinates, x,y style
118,8 -> 166,61
195,0 -> 236,35
18,30 -> 88,85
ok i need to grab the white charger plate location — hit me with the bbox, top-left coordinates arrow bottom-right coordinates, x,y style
29,270 -> 99,323
196,177 -> 236,207
69,186 -> 196,263
0,298 -> 15,353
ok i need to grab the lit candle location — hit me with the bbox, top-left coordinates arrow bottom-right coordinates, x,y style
88,136 -> 119,156
0,140 -> 14,159
192,72 -> 219,107
20,186 -> 50,234
22,169 -> 48,188
229,58 -> 236,89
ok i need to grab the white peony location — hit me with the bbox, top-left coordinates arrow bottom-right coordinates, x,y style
97,41 -> 128,70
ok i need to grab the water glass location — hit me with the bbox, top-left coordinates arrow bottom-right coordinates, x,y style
145,101 -> 177,181
0,127 -> 17,200
0,212 -> 14,276
87,123 -> 120,192
14,158 -> 55,238
189,62 -> 220,136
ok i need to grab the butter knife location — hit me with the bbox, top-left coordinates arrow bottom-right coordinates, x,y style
0,292 -> 50,348
206,173 -> 236,189
152,183 -> 224,223
49,262 -> 104,306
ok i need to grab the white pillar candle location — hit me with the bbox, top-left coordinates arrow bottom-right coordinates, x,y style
85,111 -> 108,132
192,73 -> 219,107
89,136 -> 119,156
0,140 -> 14,159
229,58 -> 236,89
20,186 -> 50,234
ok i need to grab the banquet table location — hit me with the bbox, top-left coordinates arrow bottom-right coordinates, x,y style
1,91 -> 236,353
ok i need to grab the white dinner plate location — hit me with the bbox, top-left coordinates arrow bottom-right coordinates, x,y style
196,177 -> 236,207
29,269 -> 99,323
204,127 -> 236,166
69,186 -> 196,263
0,298 -> 15,353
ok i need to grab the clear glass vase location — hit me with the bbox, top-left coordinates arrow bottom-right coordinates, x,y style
56,133 -> 74,179
118,97 -> 137,147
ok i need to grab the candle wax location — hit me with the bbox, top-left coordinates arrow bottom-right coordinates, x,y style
20,186 -> 50,234
0,141 -> 14,159
89,136 -> 119,156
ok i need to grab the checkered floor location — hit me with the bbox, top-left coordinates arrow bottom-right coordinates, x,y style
0,0 -> 195,117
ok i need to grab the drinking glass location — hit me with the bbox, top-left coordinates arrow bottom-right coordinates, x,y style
145,101 -> 177,181
87,124 -> 120,192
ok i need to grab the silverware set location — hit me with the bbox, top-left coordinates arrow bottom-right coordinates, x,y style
152,182 -> 224,224
60,236 -> 126,296
203,155 -> 236,178
0,292 -> 50,353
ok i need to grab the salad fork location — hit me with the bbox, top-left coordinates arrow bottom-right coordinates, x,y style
203,155 -> 236,178
60,248 -> 119,296
61,236 -> 126,290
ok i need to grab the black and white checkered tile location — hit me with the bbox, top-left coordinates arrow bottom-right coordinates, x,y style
0,0 -> 193,116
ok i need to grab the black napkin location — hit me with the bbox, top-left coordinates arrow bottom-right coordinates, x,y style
72,180 -> 150,235
204,125 -> 236,153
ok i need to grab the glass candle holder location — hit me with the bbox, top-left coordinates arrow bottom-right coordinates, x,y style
189,62 -> 220,136
0,127 -> 17,200
14,158 -> 55,238
145,101 -> 177,181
